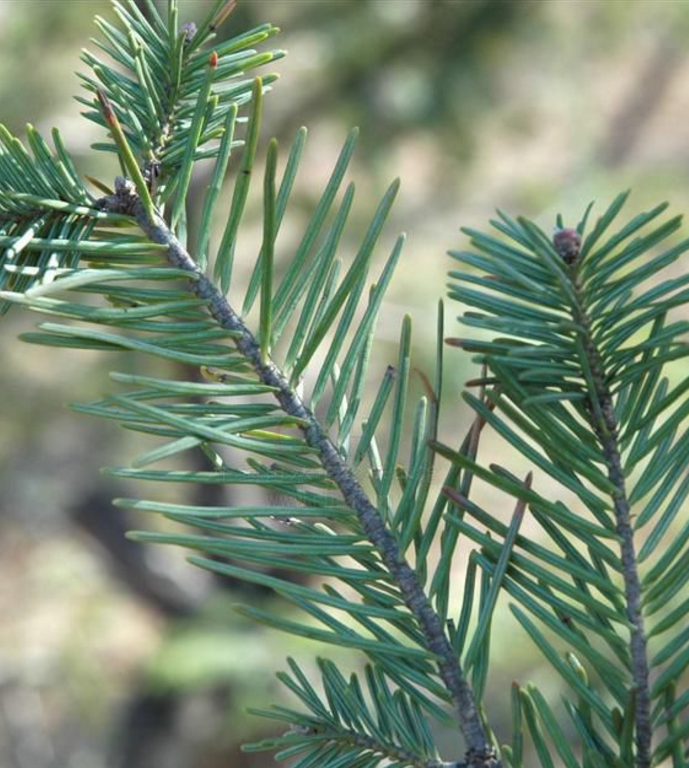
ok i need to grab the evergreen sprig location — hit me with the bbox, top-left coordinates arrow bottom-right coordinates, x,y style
0,122 -> 130,311
438,202 -> 689,768
1,3 -> 688,768
78,0 -> 282,204
246,657 -> 445,768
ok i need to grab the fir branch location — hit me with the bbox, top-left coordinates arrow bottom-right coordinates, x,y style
100,176 -> 500,768
446,208 -> 673,767
80,0 -> 281,201
565,239 -> 651,768
283,723 -> 446,768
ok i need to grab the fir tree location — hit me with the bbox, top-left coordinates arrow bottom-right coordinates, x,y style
2,3 -> 688,767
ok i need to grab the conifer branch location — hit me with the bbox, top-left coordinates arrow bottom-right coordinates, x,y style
100,176 -> 501,768
564,236 -> 651,768
9,3 -> 688,766
286,723 -> 448,768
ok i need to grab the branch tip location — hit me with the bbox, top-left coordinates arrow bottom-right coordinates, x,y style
553,227 -> 582,265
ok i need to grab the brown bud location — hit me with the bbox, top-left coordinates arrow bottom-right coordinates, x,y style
553,227 -> 582,265
209,51 -> 219,69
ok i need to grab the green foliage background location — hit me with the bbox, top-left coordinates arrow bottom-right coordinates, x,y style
1,1 -> 688,767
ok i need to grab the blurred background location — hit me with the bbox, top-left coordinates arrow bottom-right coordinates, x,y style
1,1 -> 689,766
